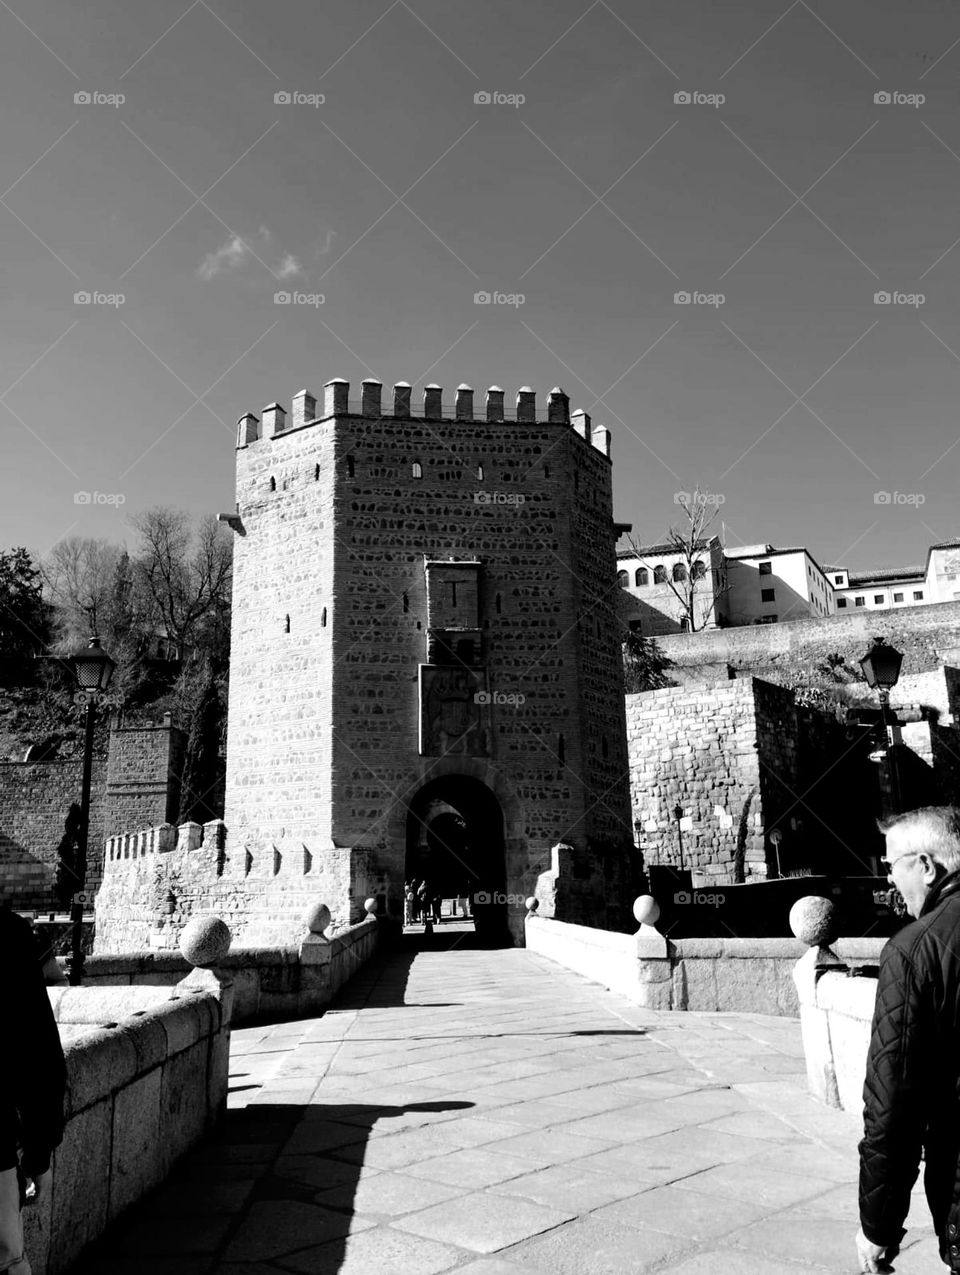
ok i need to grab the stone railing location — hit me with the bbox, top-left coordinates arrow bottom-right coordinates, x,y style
791,895 -> 879,1111
524,896 -> 884,1016
69,897 -> 380,1024
25,917 -> 234,1275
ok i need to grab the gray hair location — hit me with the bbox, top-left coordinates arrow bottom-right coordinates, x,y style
879,806 -> 960,873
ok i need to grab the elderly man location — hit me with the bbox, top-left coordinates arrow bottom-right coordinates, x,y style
857,806 -> 960,1274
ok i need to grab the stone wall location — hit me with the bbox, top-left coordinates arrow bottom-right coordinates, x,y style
657,597 -> 960,681
626,677 -> 796,884
525,913 -> 886,1016
23,976 -> 230,1274
0,718 -> 185,910
626,676 -> 899,884
794,950 -> 877,1111
93,818 -> 378,952
224,383 -> 633,942
78,916 -> 379,1023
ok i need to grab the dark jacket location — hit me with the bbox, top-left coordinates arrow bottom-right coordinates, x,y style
0,911 -> 67,1175
860,870 -> 960,1268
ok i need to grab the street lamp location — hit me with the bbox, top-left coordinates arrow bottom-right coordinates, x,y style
769,827 -> 783,878
66,636 -> 115,986
673,802 -> 685,872
860,637 -> 904,816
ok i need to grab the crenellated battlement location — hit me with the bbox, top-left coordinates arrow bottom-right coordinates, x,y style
236,380 -> 611,457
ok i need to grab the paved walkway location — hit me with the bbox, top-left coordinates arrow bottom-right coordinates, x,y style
76,931 -> 941,1274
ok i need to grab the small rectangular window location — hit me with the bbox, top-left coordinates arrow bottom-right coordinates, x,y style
761,588 -> 775,602
914,590 -> 924,601
836,598 -> 847,608
893,592 -> 904,602
758,561 -> 772,575
855,596 -> 865,607
874,595 -> 884,605
834,575 -> 843,584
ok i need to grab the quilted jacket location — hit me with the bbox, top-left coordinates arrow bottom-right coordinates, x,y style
859,869 -> 960,1268
0,910 -> 66,1176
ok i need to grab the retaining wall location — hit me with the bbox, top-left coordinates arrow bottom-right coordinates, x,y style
794,949 -> 877,1111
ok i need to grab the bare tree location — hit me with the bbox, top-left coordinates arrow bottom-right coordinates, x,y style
43,538 -> 131,651
626,486 -> 728,633
130,508 -> 232,662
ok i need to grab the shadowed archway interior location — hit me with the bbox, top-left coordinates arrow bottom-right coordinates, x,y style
405,775 -> 508,940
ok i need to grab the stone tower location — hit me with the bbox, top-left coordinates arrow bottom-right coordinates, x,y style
224,379 -> 633,941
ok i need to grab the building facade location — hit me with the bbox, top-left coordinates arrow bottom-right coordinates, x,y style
221,378 -> 634,942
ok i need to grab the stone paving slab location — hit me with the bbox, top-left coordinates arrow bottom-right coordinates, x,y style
70,940 -> 940,1274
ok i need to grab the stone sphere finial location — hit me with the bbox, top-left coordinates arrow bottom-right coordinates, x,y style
525,896 -> 539,914
363,897 -> 378,916
179,916 -> 231,968
304,901 -> 332,935
633,895 -> 661,928
789,896 -> 839,947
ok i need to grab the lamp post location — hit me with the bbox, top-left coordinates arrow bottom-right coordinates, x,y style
673,802 -> 685,872
66,636 -> 115,986
860,637 -> 904,818
769,827 -> 783,879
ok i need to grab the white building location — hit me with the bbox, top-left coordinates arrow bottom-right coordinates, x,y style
723,544 -> 834,625
617,537 -> 726,635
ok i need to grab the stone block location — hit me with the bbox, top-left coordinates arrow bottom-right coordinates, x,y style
160,999 -> 207,1058
116,1013 -> 168,1076
64,1029 -> 138,1117
49,1098 -> 112,1271
109,1068 -> 163,1220
159,1043 -> 211,1173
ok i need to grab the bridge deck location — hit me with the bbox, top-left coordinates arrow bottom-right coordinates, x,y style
73,936 -> 938,1274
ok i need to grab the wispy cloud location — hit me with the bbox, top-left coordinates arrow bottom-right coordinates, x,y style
197,226 -> 302,281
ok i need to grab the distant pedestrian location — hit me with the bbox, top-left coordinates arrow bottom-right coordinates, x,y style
857,807 -> 960,1273
1,908 -> 67,1275
404,881 -> 416,926
431,892 -> 442,924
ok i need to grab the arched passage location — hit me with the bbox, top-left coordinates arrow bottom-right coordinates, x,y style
405,775 -> 509,942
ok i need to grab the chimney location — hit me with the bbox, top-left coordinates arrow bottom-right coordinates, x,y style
262,403 -> 287,438
571,409 -> 591,439
236,413 -> 260,448
393,382 -> 411,417
292,389 -> 316,428
424,384 -> 442,420
324,378 -> 349,416
486,386 -> 505,421
592,424 -> 611,457
456,385 -> 474,420
548,387 -> 569,423
361,379 -> 382,418
516,387 -> 536,422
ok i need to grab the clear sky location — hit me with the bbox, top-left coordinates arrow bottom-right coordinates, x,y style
2,0 -> 958,573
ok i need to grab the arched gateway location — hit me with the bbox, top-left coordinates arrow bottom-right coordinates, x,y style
405,776 -> 508,940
